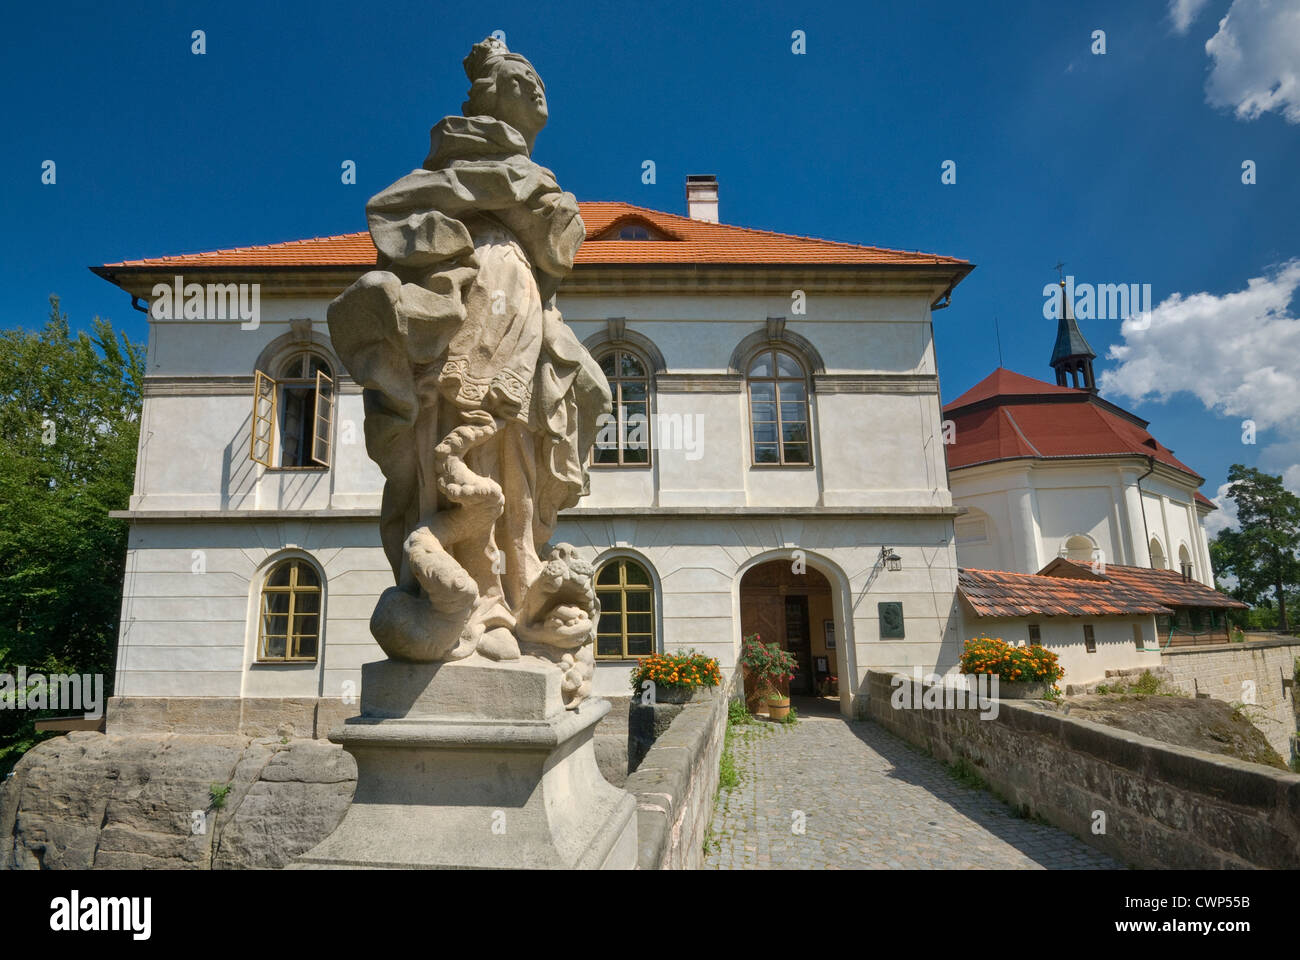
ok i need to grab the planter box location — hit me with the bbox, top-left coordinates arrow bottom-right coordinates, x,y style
994,679 -> 1050,699
654,685 -> 714,705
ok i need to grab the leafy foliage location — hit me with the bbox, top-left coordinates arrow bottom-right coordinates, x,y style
738,632 -> 797,698
628,649 -> 721,693
1210,465 -> 1300,632
959,636 -> 1064,684
0,297 -> 142,775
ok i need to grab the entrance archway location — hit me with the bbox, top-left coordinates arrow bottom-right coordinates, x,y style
739,560 -> 843,715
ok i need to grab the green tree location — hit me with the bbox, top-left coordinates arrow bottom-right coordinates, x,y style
1210,465 -> 1300,633
0,296 -> 143,774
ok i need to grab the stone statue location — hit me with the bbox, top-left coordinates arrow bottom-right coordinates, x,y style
328,37 -> 611,708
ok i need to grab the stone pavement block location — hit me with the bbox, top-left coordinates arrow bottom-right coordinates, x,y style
703,715 -> 1121,870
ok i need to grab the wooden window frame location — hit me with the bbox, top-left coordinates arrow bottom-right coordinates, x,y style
1028,623 -> 1042,646
1083,624 -> 1097,653
594,558 -> 655,660
256,559 -> 322,663
250,352 -> 334,470
251,370 -> 277,467
746,347 -> 812,467
591,348 -> 652,469
311,369 -> 334,467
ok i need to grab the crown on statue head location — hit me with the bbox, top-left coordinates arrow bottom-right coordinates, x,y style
463,36 -> 540,86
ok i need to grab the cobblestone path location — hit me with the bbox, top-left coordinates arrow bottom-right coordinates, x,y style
704,712 -> 1121,869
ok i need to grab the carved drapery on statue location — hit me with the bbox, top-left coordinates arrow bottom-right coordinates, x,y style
327,38 -> 611,708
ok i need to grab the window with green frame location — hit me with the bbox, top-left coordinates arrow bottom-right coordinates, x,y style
594,558 -> 655,659
257,558 -> 321,662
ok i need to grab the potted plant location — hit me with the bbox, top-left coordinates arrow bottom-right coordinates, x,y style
628,649 -> 722,703
739,633 -> 798,720
959,636 -> 1064,699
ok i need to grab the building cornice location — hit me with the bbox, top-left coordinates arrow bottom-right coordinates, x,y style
141,375 -> 362,397
94,262 -> 972,302
110,504 -> 966,522
949,454 -> 1205,493
814,373 -> 939,395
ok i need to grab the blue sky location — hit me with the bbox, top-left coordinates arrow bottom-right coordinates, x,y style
3,0 -> 1298,521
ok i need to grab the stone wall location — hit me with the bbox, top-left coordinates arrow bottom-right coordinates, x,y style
623,675 -> 737,870
108,692 -> 638,786
594,695 -> 630,787
105,696 -> 361,740
1,731 -> 356,869
1160,639 -> 1300,762
865,670 -> 1300,869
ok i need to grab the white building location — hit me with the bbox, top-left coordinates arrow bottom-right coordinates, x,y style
94,183 -> 975,732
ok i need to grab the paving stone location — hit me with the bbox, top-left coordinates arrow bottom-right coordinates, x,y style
703,715 -> 1121,870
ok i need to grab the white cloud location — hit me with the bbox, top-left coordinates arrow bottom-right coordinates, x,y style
1101,260 -> 1300,532
1170,0 -> 1212,34
1204,0 -> 1300,123
1101,259 -> 1300,429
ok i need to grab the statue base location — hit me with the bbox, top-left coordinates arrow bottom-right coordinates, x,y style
293,656 -> 638,869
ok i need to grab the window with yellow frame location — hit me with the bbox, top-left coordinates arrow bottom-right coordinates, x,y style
257,559 -> 322,662
594,558 -> 655,659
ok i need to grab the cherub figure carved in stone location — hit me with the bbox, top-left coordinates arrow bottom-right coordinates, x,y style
327,37 -> 611,708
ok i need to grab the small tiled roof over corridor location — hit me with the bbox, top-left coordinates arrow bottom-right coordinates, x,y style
958,567 -> 1173,618
1038,559 -> 1248,610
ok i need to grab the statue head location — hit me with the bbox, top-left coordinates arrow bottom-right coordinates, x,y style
462,37 -> 548,152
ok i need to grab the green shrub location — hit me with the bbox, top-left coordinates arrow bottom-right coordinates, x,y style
718,747 -> 738,790
949,756 -> 987,790
1131,670 -> 1161,695
727,698 -> 753,725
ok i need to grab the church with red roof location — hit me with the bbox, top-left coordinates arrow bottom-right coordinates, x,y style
944,280 -> 1217,592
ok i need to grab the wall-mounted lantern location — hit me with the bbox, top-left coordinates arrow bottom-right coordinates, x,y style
879,546 -> 902,572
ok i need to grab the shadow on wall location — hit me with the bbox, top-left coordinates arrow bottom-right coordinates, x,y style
222,409 -> 258,509
222,409 -> 327,511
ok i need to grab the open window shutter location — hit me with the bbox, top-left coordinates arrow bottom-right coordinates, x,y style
251,370 -> 277,466
311,369 -> 334,467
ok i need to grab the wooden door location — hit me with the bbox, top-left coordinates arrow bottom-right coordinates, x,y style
783,596 -> 813,696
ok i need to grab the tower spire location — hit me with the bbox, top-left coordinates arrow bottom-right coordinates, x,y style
1050,277 -> 1097,391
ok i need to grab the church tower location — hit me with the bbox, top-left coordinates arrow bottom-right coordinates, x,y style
1050,278 -> 1097,391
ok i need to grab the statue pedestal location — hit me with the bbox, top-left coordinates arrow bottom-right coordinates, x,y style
293,657 -> 637,869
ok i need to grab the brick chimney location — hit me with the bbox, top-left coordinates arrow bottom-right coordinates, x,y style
686,175 -> 718,223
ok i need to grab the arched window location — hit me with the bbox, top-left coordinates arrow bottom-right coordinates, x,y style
594,558 -> 655,659
1178,544 -> 1193,580
593,349 -> 650,466
251,351 -> 334,469
747,348 -> 810,465
257,558 -> 322,662
1149,538 -> 1166,570
1064,534 -> 1095,564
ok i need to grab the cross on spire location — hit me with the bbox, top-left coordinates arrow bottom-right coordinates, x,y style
1054,260 -> 1066,282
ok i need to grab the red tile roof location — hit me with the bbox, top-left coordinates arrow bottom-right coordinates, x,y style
1038,559 -> 1247,610
943,368 -> 1205,483
944,367 -> 1081,408
97,202 -> 971,271
958,567 -> 1173,618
